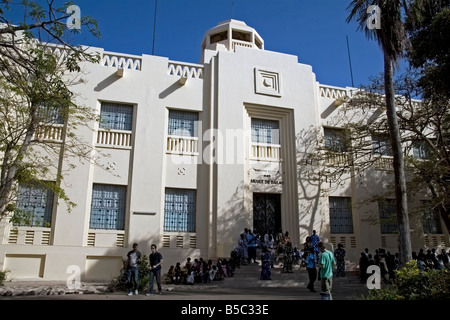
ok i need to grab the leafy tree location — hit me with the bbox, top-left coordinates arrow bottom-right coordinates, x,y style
0,0 -> 101,223
346,0 -> 413,264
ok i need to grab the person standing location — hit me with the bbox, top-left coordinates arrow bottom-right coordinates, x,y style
306,251 -> 317,292
317,241 -> 335,300
126,243 -> 142,296
334,243 -> 346,277
146,244 -> 163,295
310,230 -> 320,255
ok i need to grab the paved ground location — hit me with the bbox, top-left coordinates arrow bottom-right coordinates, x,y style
0,262 -> 369,301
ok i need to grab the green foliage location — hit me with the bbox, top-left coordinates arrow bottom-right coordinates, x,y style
368,260 -> 450,300
109,254 -> 151,292
0,269 -> 9,285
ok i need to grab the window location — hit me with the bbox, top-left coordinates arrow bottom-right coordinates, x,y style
99,102 -> 133,131
38,104 -> 65,124
168,110 -> 198,137
164,188 -> 196,232
89,184 -> 126,230
378,199 -> 398,234
15,183 -> 54,227
329,197 -> 354,234
324,128 -> 347,152
412,140 -> 432,160
210,30 -> 228,44
372,134 -> 392,156
251,118 -> 279,144
421,200 -> 442,234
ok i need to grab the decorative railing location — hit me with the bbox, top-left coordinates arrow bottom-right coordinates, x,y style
250,143 -> 281,161
101,52 -> 142,71
96,129 -> 132,148
232,40 -> 254,50
374,156 -> 393,170
168,61 -> 203,79
319,85 -> 349,99
166,135 -> 199,155
35,124 -> 64,142
325,152 -> 350,166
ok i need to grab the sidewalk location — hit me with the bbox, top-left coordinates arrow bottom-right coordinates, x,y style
0,262 -> 369,300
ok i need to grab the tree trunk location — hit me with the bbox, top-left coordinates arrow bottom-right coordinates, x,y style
384,55 -> 412,265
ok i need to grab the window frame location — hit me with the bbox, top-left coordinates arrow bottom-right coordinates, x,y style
89,184 -> 126,230
329,196 -> 354,234
163,188 -> 196,233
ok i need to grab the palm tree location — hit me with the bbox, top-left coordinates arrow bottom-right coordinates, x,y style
346,0 -> 412,265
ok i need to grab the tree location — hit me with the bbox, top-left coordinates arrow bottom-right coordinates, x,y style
346,0 -> 412,264
0,0 -> 101,224
404,0 -> 450,233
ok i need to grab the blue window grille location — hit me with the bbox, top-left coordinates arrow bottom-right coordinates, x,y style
38,104 -> 65,124
164,188 -> 196,232
251,118 -> 279,144
329,197 -> 354,234
372,134 -> 392,156
412,140 -> 433,160
379,199 -> 398,234
421,200 -> 442,234
16,183 -> 54,227
324,128 -> 347,152
89,184 -> 126,230
168,110 -> 198,137
100,102 -> 133,131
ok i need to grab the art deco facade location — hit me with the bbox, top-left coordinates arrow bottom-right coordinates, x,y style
0,20 -> 448,281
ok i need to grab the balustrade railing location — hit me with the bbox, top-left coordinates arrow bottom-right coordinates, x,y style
166,135 -> 198,155
251,143 -> 281,161
35,124 -> 64,142
97,129 -> 132,148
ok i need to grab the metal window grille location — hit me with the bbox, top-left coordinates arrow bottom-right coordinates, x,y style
413,141 -> 432,160
168,110 -> 198,137
164,188 -> 196,232
251,118 -> 279,144
372,134 -> 393,156
329,197 -> 354,234
379,199 -> 398,234
89,184 -> 126,230
38,104 -> 65,124
15,183 -> 54,227
324,128 -> 347,152
421,200 -> 442,234
100,102 -> 133,131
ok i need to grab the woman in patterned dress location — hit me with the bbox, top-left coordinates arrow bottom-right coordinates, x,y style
334,243 -> 346,277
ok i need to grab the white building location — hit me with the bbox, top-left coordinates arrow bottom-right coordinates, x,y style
0,20 -> 448,281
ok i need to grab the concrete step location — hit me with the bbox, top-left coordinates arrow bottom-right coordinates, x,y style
223,262 -> 309,288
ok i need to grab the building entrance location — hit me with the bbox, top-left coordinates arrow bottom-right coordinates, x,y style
253,193 -> 281,237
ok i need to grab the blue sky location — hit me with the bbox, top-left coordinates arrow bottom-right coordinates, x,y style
12,0 -> 409,88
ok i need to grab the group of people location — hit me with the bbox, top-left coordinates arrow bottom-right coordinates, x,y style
125,243 -> 163,296
358,246 -> 450,284
165,257 -> 236,285
235,228 -> 340,299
